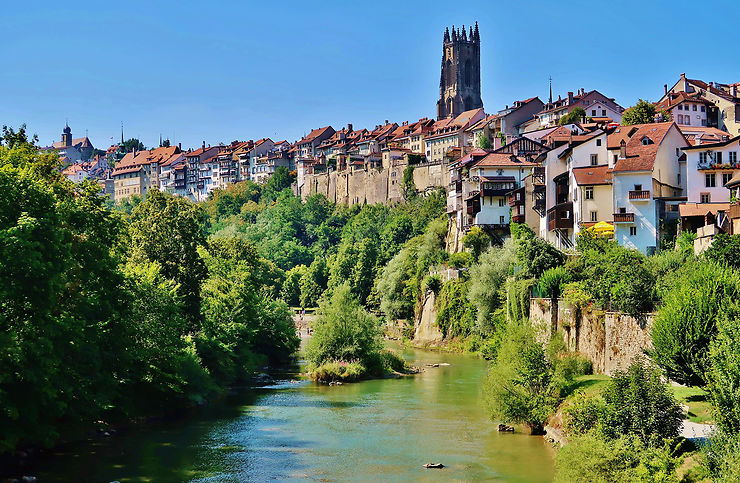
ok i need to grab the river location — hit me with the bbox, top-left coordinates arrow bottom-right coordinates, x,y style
26,344 -> 555,482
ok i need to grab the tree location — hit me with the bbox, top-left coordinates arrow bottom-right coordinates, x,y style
121,138 -> 145,153
299,257 -> 328,307
402,165 -> 416,200
704,233 -> 740,270
511,223 -> 565,278
1,124 -> 38,147
468,239 -> 517,333
558,107 -> 588,125
462,226 -> 490,262
282,265 -> 308,307
651,261 -> 740,386
621,100 -> 657,126
129,189 -> 208,329
476,132 -> 493,149
483,323 -> 562,434
261,166 -> 295,201
708,303 -> 740,435
600,358 -> 684,442
305,284 -> 383,367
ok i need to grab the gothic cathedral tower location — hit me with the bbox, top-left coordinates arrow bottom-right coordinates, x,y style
437,22 -> 482,120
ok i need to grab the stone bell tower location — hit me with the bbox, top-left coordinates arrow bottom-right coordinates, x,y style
437,22 -> 483,120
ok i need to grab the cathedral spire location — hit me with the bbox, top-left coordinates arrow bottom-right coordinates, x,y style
444,27 -> 450,43
451,25 -> 457,41
461,25 -> 467,41
549,76 -> 553,104
474,21 -> 479,42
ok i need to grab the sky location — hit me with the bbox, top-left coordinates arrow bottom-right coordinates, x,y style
2,0 -> 739,150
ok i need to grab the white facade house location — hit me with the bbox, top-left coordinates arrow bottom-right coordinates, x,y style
683,135 -> 740,204
468,152 -> 537,227
610,122 -> 688,254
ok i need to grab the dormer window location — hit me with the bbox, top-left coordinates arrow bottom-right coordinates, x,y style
641,137 -> 652,146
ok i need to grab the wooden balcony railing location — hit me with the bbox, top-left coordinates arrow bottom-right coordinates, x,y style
628,190 -> 650,200
613,212 -> 635,223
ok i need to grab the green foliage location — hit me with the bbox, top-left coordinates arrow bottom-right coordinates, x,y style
261,166 -> 295,202
468,239 -> 517,334
281,264 -> 308,306
1,123 -> 38,147
558,107 -> 588,125
704,233 -> 740,269
675,230 -> 696,254
537,266 -> 572,299
702,431 -> 740,483
448,251 -> 472,268
310,360 -> 366,383
651,261 -> 740,386
299,257 -> 329,307
505,277 -> 536,323
121,138 -> 145,152
402,165 -> 416,200
305,284 -> 383,371
621,99 -> 658,126
600,359 -> 684,442
476,132 -> 493,149
708,303 -> 740,434
483,323 -> 564,434
555,432 -> 685,483
461,226 -> 490,262
563,391 -> 606,437
561,281 -> 593,311
130,189 -> 208,329
424,274 -> 442,295
435,280 -> 476,338
511,223 -> 565,278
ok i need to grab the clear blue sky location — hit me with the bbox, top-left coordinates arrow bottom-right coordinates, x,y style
3,0 -> 739,150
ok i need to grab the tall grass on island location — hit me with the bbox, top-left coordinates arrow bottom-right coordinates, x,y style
305,284 -> 409,383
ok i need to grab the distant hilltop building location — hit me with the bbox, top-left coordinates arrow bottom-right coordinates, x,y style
437,23 -> 483,120
44,123 -> 95,164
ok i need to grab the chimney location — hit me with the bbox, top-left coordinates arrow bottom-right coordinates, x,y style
178,142 -> 182,150
568,92 -> 574,103
348,123 -> 353,132
385,119 -> 389,124
202,141 -> 206,151
620,140 -> 627,159
664,84 -> 668,95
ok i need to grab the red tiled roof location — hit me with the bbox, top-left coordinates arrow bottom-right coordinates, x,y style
572,165 -> 612,185
612,122 -> 675,172
472,153 -> 538,168
678,202 -> 730,217
298,126 -> 333,145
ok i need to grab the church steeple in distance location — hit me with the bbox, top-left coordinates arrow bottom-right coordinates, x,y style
437,22 -> 483,120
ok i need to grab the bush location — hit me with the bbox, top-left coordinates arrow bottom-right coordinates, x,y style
555,432 -> 685,483
537,266 -> 571,299
462,226 -> 490,262
435,280 -> 476,338
468,239 -> 517,334
704,233 -> 740,269
424,274 -> 442,294
600,358 -> 684,442
305,284 -> 383,371
703,431 -> 740,483
651,261 -> 740,386
483,323 -> 564,434
561,281 -> 593,311
448,251 -> 472,268
311,360 -> 366,383
563,391 -> 606,437
708,303 -> 740,434
511,223 -> 566,278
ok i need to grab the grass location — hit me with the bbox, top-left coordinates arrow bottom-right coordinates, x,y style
570,374 -> 611,397
670,385 -> 713,424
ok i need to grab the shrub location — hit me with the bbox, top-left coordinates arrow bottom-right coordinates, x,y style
424,274 -> 442,294
707,303 -> 740,434
563,392 -> 606,437
435,279 -> 476,338
311,360 -> 366,383
537,266 -> 571,299
468,239 -> 517,334
561,281 -> 592,311
704,233 -> 740,269
462,226 -> 490,262
651,261 -> 740,386
483,323 -> 564,434
505,278 -> 536,323
379,349 -> 407,373
448,251 -> 472,268
703,431 -> 740,483
555,432 -> 685,483
305,284 -> 383,370
600,358 -> 684,442
511,223 -> 566,278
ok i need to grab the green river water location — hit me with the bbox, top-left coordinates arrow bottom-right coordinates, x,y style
27,343 -> 555,482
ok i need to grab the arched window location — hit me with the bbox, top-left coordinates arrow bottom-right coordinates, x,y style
464,59 -> 472,87
447,98 -> 453,116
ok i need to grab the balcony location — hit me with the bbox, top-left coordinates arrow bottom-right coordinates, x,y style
547,202 -> 573,231
628,190 -> 650,200
512,214 -> 525,224
730,202 -> 740,220
613,212 -> 635,223
509,196 -> 524,207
